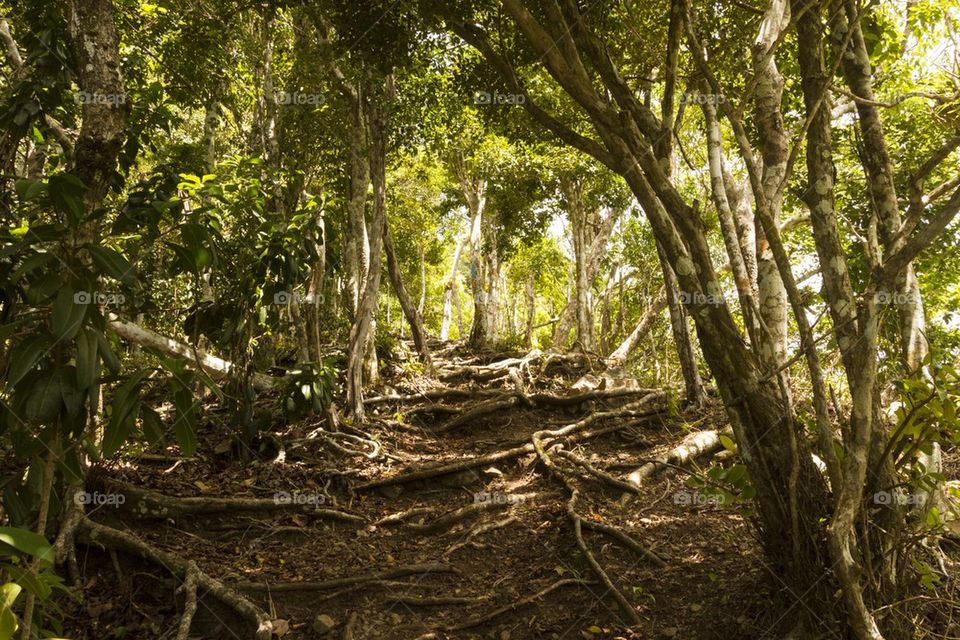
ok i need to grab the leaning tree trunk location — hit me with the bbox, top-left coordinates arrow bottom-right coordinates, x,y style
383,216 -> 432,365
655,240 -> 707,406
606,286 -> 667,365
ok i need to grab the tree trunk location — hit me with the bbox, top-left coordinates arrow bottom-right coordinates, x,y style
607,287 -> 667,365
523,272 -> 535,346
346,81 -> 388,419
440,230 -> 467,340
655,241 -> 707,406
383,216 -> 432,365
564,177 -> 594,352
751,0 -> 791,368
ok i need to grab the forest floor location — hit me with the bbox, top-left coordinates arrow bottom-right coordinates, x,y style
59,342 -> 960,640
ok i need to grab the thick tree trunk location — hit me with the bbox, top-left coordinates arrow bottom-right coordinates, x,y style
751,0 -> 791,368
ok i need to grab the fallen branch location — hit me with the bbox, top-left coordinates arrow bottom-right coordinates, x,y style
77,517 -> 273,639
107,317 -> 278,391
626,427 -> 731,487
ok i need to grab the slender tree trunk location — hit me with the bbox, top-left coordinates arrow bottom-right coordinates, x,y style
607,287 -> 667,365
751,0 -> 791,368
346,81 -> 389,418
523,272 -> 535,346
655,241 -> 707,406
440,230 -> 467,340
383,216 -> 432,365
563,177 -> 594,351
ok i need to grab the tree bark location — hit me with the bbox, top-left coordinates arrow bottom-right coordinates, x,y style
606,287 -> 667,365
346,81 -> 389,418
440,229 -> 467,340
383,216 -> 432,365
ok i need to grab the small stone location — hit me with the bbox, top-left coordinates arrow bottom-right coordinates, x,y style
312,614 -> 336,635
662,627 -> 679,637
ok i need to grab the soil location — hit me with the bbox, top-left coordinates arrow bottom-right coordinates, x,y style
58,344 -> 957,640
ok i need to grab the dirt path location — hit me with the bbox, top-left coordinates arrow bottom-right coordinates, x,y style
65,346 -> 782,639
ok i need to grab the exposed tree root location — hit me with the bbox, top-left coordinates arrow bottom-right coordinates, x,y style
234,563 -> 459,592
406,494 -> 537,534
533,430 -> 645,624
580,518 -> 666,567
175,561 -> 199,640
625,427 -> 731,487
374,506 -> 436,526
433,396 -> 520,433
357,393 -> 667,490
77,517 -> 274,639
556,449 -> 643,496
99,480 -> 364,523
443,515 -> 518,558
388,594 -> 487,606
443,578 -> 593,631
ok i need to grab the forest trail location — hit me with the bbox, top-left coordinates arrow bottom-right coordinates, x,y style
67,343 -> 778,640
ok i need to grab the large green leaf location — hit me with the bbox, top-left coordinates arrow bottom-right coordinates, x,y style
6,334 -> 50,388
0,583 -> 19,640
23,371 -> 62,423
102,374 -> 145,457
96,333 -> 121,374
51,287 -> 86,342
140,406 -> 165,446
0,527 -> 53,566
75,327 -> 100,390
87,245 -> 135,286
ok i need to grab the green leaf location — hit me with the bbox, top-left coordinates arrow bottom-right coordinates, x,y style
719,434 -> 736,452
14,178 -> 45,202
47,173 -> 86,224
6,334 -> 50,388
87,245 -> 135,286
51,287 -> 86,342
96,333 -> 121,374
0,584 -> 18,640
24,371 -> 63,423
75,328 -> 99,389
140,407 -> 165,446
0,527 -> 53,565
102,375 -> 145,457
